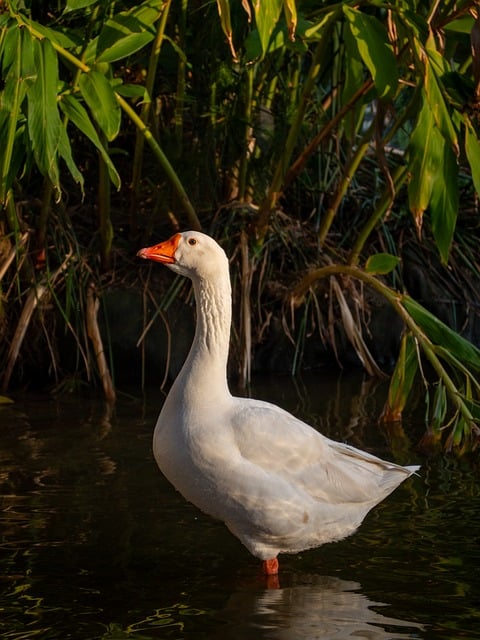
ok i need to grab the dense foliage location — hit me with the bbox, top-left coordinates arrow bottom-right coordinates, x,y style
1,0 -> 480,451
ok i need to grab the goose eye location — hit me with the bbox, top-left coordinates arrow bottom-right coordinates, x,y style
188,238 -> 197,246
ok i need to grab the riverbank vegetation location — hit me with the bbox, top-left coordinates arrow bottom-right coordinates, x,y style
1,0 -> 480,452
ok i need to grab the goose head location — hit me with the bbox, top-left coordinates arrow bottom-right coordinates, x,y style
137,231 -> 228,280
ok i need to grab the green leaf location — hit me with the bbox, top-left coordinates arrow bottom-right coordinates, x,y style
0,394 -> 14,404
26,38 -> 62,189
343,6 -> 398,99
114,83 -> 149,99
429,138 -> 458,263
402,295 -> 480,372
407,93 -> 444,225
424,40 -> 459,154
464,115 -> 480,198
79,70 -> 121,141
365,253 -> 400,275
253,0 -> 283,55
85,1 -> 162,64
0,27 -> 30,201
57,125 -> 84,193
60,94 -> 119,189
97,31 -> 154,63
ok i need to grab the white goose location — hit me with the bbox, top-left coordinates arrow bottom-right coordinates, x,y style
137,231 -> 419,575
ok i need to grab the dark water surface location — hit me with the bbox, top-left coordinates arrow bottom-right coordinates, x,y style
0,372 -> 479,639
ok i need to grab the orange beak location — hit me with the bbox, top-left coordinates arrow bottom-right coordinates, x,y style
137,233 -> 181,264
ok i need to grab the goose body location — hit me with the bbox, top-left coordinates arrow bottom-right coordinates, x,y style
138,231 -> 419,574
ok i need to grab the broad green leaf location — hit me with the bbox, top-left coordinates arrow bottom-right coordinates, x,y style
407,93 -> 444,229
0,395 -> 14,404
464,115 -> 480,198
343,6 -> 398,99
60,94 -> 119,189
79,70 -> 121,141
365,253 -> 400,275
0,27 -> 32,201
26,38 -> 62,189
114,83 -> 149,100
429,138 -> 458,263
443,15 -> 474,34
402,295 -> 480,372
97,31 -> 154,63
1,21 -> 20,74
86,1 -> 162,64
253,0 -> 283,56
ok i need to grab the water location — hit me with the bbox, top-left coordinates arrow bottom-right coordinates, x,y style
0,372 -> 479,639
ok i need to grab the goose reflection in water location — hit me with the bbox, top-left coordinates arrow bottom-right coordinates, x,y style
216,574 -> 423,639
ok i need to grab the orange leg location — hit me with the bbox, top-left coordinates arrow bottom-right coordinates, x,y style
262,558 -> 279,575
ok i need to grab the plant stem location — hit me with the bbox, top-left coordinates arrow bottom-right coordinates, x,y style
293,264 -> 477,429
318,123 -> 374,247
116,93 -> 201,230
98,131 -> 113,270
129,0 -> 171,232
255,33 -> 331,243
348,164 -> 408,266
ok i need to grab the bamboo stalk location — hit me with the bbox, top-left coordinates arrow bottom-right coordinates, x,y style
130,0 -> 172,230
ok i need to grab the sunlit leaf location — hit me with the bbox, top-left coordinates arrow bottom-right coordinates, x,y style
343,6 -> 398,99
402,296 -> 480,372
97,31 -> 154,63
253,0 -> 283,56
60,94 -> 120,190
365,253 -> 400,275
79,70 -> 121,141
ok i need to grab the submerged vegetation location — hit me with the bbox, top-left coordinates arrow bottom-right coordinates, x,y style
1,0 -> 480,452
